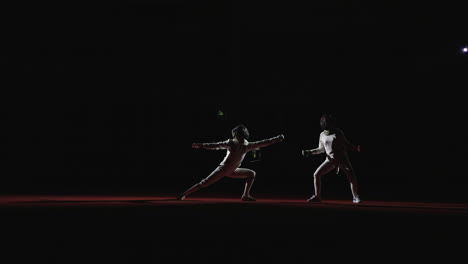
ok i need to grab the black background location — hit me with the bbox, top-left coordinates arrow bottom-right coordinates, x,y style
1,1 -> 468,202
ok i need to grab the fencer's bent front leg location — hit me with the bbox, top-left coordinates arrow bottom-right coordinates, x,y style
228,168 -> 256,197
313,160 -> 335,198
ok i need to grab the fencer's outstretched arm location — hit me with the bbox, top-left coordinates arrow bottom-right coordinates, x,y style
247,134 -> 284,151
192,140 -> 230,150
302,135 -> 325,156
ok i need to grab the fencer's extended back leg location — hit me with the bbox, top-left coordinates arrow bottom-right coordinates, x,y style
181,167 -> 226,198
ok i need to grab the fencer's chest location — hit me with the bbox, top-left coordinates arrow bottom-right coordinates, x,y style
322,134 -> 337,147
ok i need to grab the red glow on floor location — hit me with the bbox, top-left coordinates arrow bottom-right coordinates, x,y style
1,194 -> 468,212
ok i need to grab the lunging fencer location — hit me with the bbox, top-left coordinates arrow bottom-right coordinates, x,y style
177,125 -> 285,201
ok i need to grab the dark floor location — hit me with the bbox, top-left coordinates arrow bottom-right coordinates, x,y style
2,194 -> 468,263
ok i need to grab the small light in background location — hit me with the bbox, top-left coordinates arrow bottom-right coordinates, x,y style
250,148 -> 261,162
216,109 -> 227,121
462,47 -> 468,53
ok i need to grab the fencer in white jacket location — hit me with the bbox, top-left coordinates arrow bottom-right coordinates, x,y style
178,125 -> 284,201
302,114 -> 361,203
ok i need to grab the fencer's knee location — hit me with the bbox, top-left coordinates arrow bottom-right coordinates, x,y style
313,172 -> 321,179
249,171 -> 256,179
